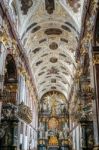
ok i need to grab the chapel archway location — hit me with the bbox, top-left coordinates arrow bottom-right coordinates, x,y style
4,54 -> 17,104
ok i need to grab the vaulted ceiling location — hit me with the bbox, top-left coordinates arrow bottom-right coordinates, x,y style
12,0 -> 86,100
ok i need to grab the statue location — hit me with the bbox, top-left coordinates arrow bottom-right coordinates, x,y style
45,131 -> 48,139
43,102 -> 47,111
63,123 -> 69,139
59,131 -> 63,139
39,123 -> 44,139
39,131 -> 43,139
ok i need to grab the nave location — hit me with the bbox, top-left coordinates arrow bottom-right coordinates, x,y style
0,0 -> 99,150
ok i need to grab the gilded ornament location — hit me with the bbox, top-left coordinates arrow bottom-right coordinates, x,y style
48,117 -> 59,129
0,30 -> 9,46
93,54 -> 99,64
48,136 -> 58,145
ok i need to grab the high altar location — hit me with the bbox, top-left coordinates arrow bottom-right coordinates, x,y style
38,92 -> 70,150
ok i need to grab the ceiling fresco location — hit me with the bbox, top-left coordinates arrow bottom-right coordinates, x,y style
13,0 -> 86,100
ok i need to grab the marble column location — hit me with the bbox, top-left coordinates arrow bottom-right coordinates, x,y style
80,119 -> 94,150
10,121 -> 19,149
0,103 -> 18,150
93,49 -> 99,150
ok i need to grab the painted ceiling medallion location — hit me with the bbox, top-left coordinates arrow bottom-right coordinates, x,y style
51,86 -> 56,90
48,67 -> 59,74
67,0 -> 81,13
45,0 -> 55,14
45,28 -> 62,35
20,0 -> 33,14
49,42 -> 58,50
50,57 -> 58,63
51,79 -> 56,83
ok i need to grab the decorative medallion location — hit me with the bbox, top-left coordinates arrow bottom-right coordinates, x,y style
67,0 -> 81,13
50,57 -> 58,63
48,67 -> 59,74
20,0 -> 33,14
49,42 -> 58,50
45,0 -> 55,14
45,28 -> 62,35
51,79 -> 56,83
51,86 -> 56,90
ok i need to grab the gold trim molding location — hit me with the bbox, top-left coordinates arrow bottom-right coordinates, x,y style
93,54 -> 99,64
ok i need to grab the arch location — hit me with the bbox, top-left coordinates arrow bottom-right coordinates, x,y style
4,54 -> 18,104
4,54 -> 17,83
38,88 -> 68,100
